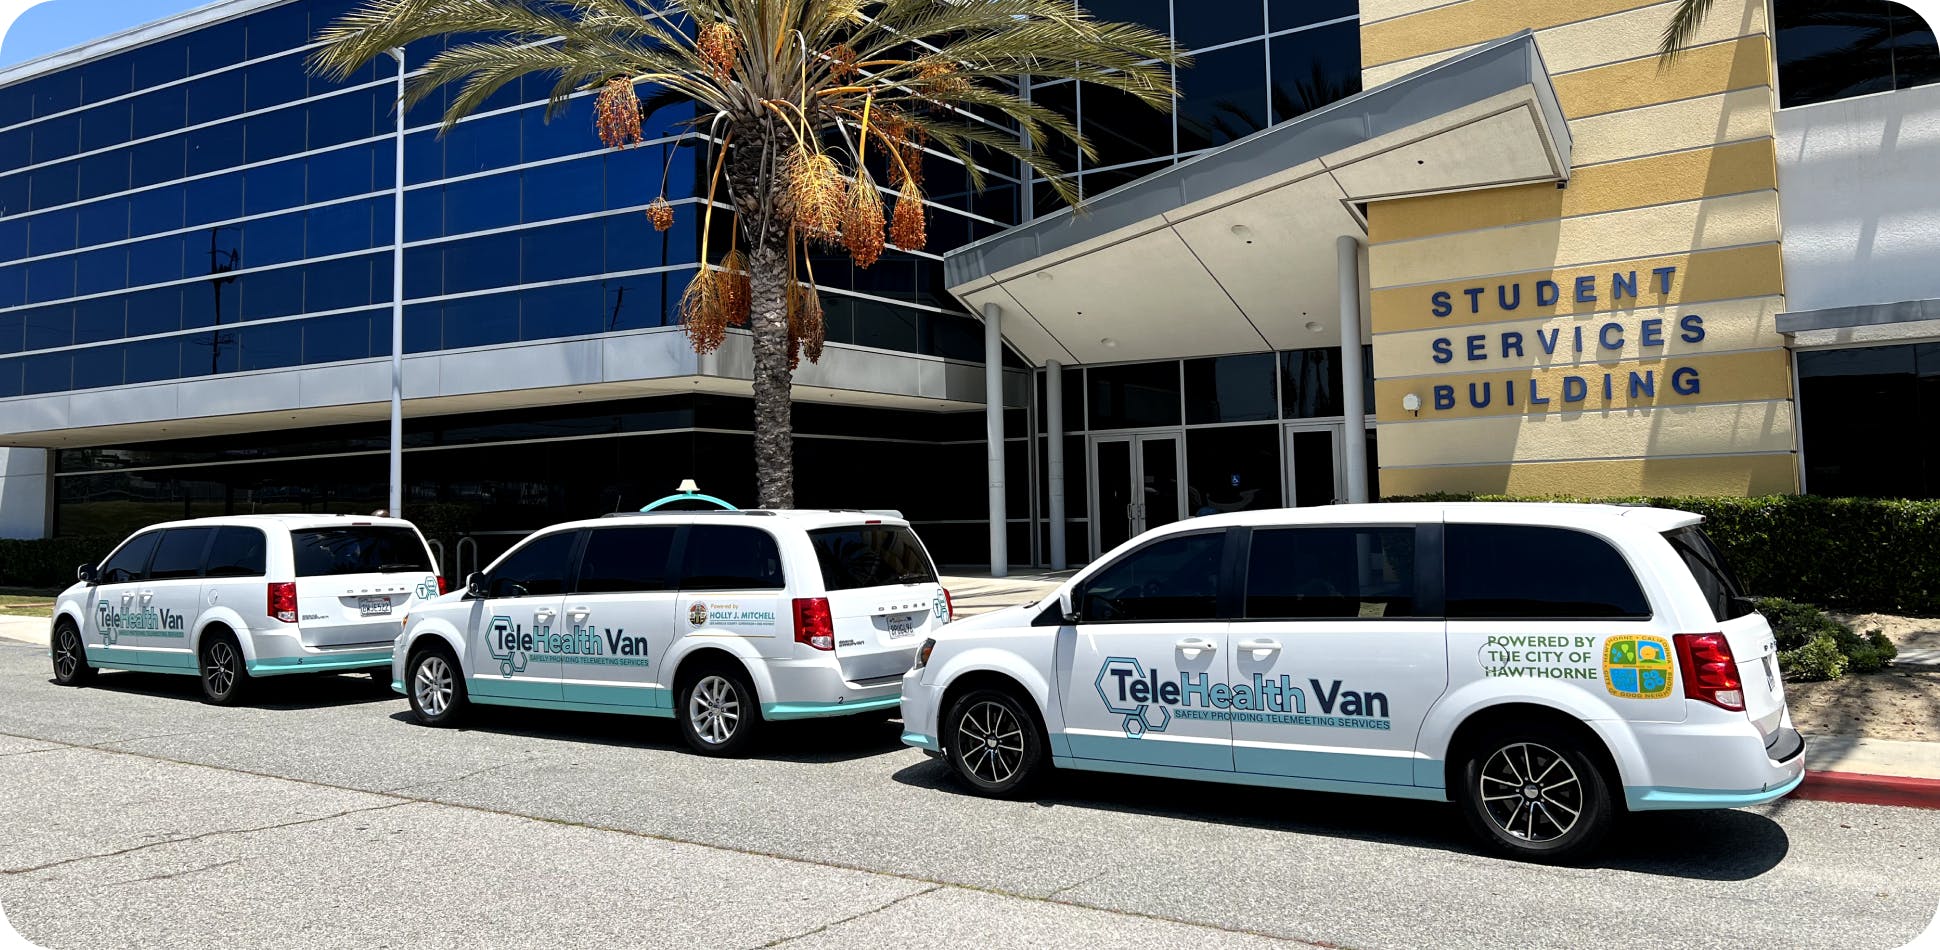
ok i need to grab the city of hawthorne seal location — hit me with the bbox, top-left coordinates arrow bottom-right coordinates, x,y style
688,602 -> 709,627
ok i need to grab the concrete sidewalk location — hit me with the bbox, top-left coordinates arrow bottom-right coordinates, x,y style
939,572 -> 1071,617
0,615 -> 46,647
1799,735 -> 1940,809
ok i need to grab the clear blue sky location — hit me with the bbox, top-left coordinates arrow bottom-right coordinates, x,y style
1,0 -> 208,67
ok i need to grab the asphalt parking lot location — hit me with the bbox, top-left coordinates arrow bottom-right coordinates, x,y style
0,638 -> 1935,950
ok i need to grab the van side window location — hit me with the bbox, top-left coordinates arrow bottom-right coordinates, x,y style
1077,531 -> 1224,623
1245,527 -> 1418,619
1662,525 -> 1754,621
577,527 -> 677,593
98,531 -> 162,584
203,527 -> 267,578
1446,524 -> 1650,619
485,531 -> 578,598
146,527 -> 215,580
679,525 -> 785,591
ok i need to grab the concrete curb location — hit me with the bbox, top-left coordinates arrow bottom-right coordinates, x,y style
1794,770 -> 1940,811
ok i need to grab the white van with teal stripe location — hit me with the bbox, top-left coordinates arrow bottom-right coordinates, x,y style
900,502 -> 1803,862
50,515 -> 441,704
394,509 -> 950,756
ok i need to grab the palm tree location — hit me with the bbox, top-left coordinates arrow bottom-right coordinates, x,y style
311,0 -> 1183,509
1659,0 -> 1717,60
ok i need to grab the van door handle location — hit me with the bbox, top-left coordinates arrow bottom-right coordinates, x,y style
138,590 -> 154,607
567,606 -> 590,621
533,608 -> 556,624
1236,638 -> 1282,656
1175,637 -> 1218,654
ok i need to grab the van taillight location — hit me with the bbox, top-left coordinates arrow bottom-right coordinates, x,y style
794,597 -> 834,651
943,588 -> 954,622
268,582 -> 298,623
436,576 -> 447,595
1674,632 -> 1744,711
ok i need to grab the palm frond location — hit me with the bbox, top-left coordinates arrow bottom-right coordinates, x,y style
1658,0 -> 1719,62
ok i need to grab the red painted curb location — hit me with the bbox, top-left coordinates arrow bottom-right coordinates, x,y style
1792,770 -> 1940,810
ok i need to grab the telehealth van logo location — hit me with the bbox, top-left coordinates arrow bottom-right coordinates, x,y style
1094,657 -> 1392,737
485,615 -> 650,677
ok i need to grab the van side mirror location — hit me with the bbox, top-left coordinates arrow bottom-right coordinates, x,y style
465,572 -> 486,599
1059,590 -> 1080,625
76,563 -> 95,583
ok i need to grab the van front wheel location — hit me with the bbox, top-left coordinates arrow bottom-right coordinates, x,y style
677,665 -> 761,757
1457,726 -> 1612,862
942,688 -> 1045,798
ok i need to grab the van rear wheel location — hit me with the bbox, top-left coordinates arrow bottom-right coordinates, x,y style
1457,725 -> 1611,862
198,631 -> 250,706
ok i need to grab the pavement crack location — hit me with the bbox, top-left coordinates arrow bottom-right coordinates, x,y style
1,801 -> 412,876
755,883 -> 943,948
1045,869 -> 1109,899
0,746 -> 63,759
385,755 -> 542,793
106,858 -> 243,887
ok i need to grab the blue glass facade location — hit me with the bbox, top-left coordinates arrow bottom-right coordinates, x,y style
0,0 -> 1015,399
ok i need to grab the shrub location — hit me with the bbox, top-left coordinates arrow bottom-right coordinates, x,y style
1385,494 -> 1940,616
1753,596 -> 1898,681
0,536 -> 116,593
1782,634 -> 1848,682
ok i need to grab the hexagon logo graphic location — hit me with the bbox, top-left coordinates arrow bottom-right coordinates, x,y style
1094,656 -> 1172,739
486,614 -> 528,678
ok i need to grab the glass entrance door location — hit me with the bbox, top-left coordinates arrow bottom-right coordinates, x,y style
1283,423 -> 1345,508
1090,434 -> 1184,557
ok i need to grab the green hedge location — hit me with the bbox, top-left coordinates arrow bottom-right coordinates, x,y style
0,536 -> 115,593
1755,597 -> 1896,681
1387,494 -> 1940,616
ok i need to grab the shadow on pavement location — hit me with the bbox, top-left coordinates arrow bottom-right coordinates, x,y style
891,757 -> 1790,880
57,668 -> 403,711
389,703 -> 911,765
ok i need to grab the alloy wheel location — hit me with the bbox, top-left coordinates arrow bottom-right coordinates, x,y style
1478,741 -> 1583,843
54,629 -> 79,680
955,700 -> 1026,786
205,641 -> 238,697
414,655 -> 453,717
688,674 -> 741,746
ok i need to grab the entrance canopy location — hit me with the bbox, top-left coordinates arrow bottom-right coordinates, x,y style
944,32 -> 1572,366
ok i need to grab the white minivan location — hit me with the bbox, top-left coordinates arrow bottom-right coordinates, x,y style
901,502 -> 1803,861
393,509 -> 950,755
50,515 -> 443,704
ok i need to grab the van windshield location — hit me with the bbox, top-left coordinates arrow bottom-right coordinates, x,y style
1662,525 -> 1753,621
292,526 -> 434,577
809,525 -> 937,591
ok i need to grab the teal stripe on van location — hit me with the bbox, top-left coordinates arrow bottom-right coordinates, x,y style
249,651 -> 391,675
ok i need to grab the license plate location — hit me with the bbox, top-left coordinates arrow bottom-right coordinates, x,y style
884,613 -> 918,637
358,596 -> 393,617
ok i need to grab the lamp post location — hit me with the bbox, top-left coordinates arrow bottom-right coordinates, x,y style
385,47 -> 406,518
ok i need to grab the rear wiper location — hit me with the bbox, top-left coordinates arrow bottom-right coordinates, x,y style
377,563 -> 421,573
894,572 -> 935,585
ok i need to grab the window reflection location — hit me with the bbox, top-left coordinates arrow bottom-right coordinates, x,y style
1776,0 -> 1940,107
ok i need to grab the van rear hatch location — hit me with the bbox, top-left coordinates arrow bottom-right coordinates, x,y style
291,524 -> 440,647
1663,525 -> 1790,748
809,523 -> 947,683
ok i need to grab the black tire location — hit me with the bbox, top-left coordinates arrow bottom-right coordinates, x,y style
197,630 -> 251,706
405,645 -> 467,727
676,662 -> 762,757
942,687 -> 1047,798
50,620 -> 95,686
1457,724 -> 1613,862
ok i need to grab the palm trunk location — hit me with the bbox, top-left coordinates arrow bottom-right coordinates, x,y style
747,237 -> 793,509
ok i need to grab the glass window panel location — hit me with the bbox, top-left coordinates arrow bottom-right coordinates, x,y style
23,304 -> 73,348
80,99 -> 131,152
1270,0 -> 1357,31
443,172 -> 520,235
184,71 -> 245,127
0,357 -> 19,397
132,39 -> 188,89
850,297 -> 919,352
679,525 -> 786,590
0,176 -> 24,223
247,4 -> 310,58
1776,0 -> 1897,107
404,183 -> 443,241
73,341 -> 125,389
126,285 -> 184,336
304,309 -> 374,363
305,255 -> 373,312
25,256 -> 76,304
81,56 -> 134,104
441,291 -> 519,348
245,57 -> 308,113
28,209 -> 76,256
602,272 -> 667,330
124,334 -> 181,383
0,85 -> 26,127
1890,2 -> 1940,91
244,107 -> 307,163
184,172 -> 244,226
306,199 -> 373,257
1446,525 -> 1651,619
442,112 -> 518,177
307,143 -> 375,203
403,244 -> 442,299
521,280 -> 603,340
187,121 -> 244,176
1027,81 -> 1080,172
522,157 -> 603,223
1798,344 -> 1923,496
1080,160 -> 1163,200
0,311 -> 19,353
1178,0 -> 1262,50
242,212 -> 304,268
1079,0 -> 1170,33
187,19 -> 246,74
403,301 -> 440,352
521,101 -> 589,163
922,311 -> 983,361
1244,526 -> 1418,619
1079,84 -> 1172,170
1271,23 -> 1363,123
182,322 -> 240,375
243,158 -> 305,215
606,205 -> 692,271
0,218 -> 24,260
443,232 -> 519,294
128,233 -> 186,286
577,526 -> 678,593
204,526 -> 268,578
404,129 -> 440,185
1078,530 -> 1225,622
485,530 -> 578,598
1088,361 -> 1182,429
77,150 -> 131,201
1280,347 -> 1344,418
75,247 -> 128,296
30,113 -> 78,164
34,72 -> 79,118
74,295 -> 125,343
130,184 -> 186,235
602,146 -> 661,210
240,266 -> 303,319
183,272 -> 241,331
307,87 -> 380,152
1186,424 -> 1282,515
0,129 -> 24,168
29,161 -> 78,210
238,318 -> 300,370
1177,40 -> 1268,152
131,86 -> 187,139
1185,353 -> 1277,423
22,351 -> 71,394
522,218 -> 603,284
131,135 -> 188,187
0,266 -> 21,309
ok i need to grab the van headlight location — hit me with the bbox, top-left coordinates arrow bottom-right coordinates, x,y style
913,638 -> 936,669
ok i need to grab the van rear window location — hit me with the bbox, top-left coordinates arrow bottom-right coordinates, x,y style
292,526 -> 433,577
1663,525 -> 1754,621
809,525 -> 937,591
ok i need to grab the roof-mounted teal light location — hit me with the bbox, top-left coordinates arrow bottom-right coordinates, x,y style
641,479 -> 737,512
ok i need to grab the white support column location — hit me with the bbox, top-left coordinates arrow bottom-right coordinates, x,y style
1338,234 -> 1370,504
983,302 -> 1008,577
1045,359 -> 1066,570
385,47 -> 408,519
